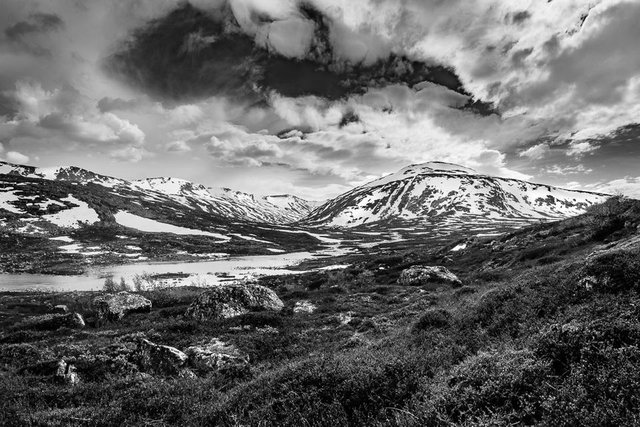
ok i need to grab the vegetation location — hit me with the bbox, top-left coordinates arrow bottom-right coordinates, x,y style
2,197 -> 640,425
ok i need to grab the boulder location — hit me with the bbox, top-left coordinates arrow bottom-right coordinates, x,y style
293,300 -> 317,314
18,312 -> 85,331
185,339 -> 248,372
137,338 -> 189,376
54,359 -> 79,385
398,265 -> 462,288
185,283 -> 284,320
52,304 -> 69,314
93,291 -> 152,321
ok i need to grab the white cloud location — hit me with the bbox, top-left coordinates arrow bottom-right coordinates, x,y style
166,140 -> 191,152
6,150 -> 29,164
566,141 -> 598,157
110,146 -> 144,163
590,177 -> 640,199
168,104 -> 204,126
519,143 -> 550,160
544,164 -> 593,175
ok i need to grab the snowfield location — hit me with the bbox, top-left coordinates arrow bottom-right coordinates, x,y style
0,190 -> 22,213
41,196 -> 101,228
114,211 -> 231,241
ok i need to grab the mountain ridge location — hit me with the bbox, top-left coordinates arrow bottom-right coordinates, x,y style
303,161 -> 610,227
0,161 -> 318,224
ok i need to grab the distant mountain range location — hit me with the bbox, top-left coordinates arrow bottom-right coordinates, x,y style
0,159 -> 613,272
0,160 -> 610,233
302,162 -> 609,227
0,162 -> 319,225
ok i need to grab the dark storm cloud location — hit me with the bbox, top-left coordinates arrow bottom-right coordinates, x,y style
105,2 -> 493,114
4,12 -> 64,40
510,11 -> 531,24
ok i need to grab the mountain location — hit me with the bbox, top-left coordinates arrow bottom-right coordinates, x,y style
0,161 -> 317,224
0,161 -> 337,273
302,161 -> 610,227
133,177 -> 320,224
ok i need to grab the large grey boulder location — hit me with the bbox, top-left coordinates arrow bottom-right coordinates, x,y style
18,312 -> 85,331
185,283 -> 284,320
185,339 -> 248,372
93,291 -> 152,321
398,265 -> 462,288
137,338 -> 191,377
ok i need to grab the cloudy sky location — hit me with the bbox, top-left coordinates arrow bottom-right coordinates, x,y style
1,0 -> 640,199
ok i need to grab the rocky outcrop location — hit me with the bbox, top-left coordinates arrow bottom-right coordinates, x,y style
54,359 -> 79,385
185,339 -> 248,372
136,338 -> 192,377
185,283 -> 284,321
51,304 -> 69,314
18,312 -> 85,331
93,292 -> 152,321
293,300 -> 317,314
398,266 -> 462,288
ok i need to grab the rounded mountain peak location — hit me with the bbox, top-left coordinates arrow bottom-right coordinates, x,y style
364,161 -> 476,188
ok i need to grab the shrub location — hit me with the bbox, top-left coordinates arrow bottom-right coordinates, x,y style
103,276 -> 130,292
207,347 -> 432,426
413,309 -> 452,332
419,349 -> 551,425
582,250 -> 640,293
534,319 -> 640,376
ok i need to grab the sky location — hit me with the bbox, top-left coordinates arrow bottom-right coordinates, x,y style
1,0 -> 640,200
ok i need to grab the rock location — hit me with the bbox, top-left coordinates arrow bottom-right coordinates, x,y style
93,291 -> 152,322
336,311 -> 354,325
137,338 -> 189,376
54,360 -> 79,385
397,265 -> 462,288
18,312 -> 85,331
185,339 -> 248,372
185,283 -> 284,320
293,300 -> 317,314
52,304 -> 69,314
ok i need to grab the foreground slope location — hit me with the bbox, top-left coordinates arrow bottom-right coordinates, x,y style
303,161 -> 609,227
2,197 -> 640,426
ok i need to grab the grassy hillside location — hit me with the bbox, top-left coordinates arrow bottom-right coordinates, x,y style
2,196 -> 640,426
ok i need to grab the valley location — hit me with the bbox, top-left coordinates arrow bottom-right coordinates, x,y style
1,160 -> 609,285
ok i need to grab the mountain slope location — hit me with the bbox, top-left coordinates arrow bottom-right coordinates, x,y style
302,162 -> 610,227
0,161 -> 317,224
134,177 -> 319,224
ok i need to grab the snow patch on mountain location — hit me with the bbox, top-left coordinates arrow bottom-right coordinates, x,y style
0,189 -> 23,213
41,196 -> 101,228
114,211 -> 231,241
364,162 -> 476,188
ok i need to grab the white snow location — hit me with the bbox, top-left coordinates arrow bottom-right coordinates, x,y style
41,196 -> 100,228
114,211 -> 231,241
58,244 -> 82,253
451,243 -> 467,252
49,236 -> 74,243
0,190 -> 23,213
230,233 -> 273,244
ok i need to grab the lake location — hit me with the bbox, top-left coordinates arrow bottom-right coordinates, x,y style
0,250 -> 344,292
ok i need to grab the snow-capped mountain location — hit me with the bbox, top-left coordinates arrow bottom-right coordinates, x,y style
133,177 -> 319,224
0,161 -> 317,224
302,161 -> 610,227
